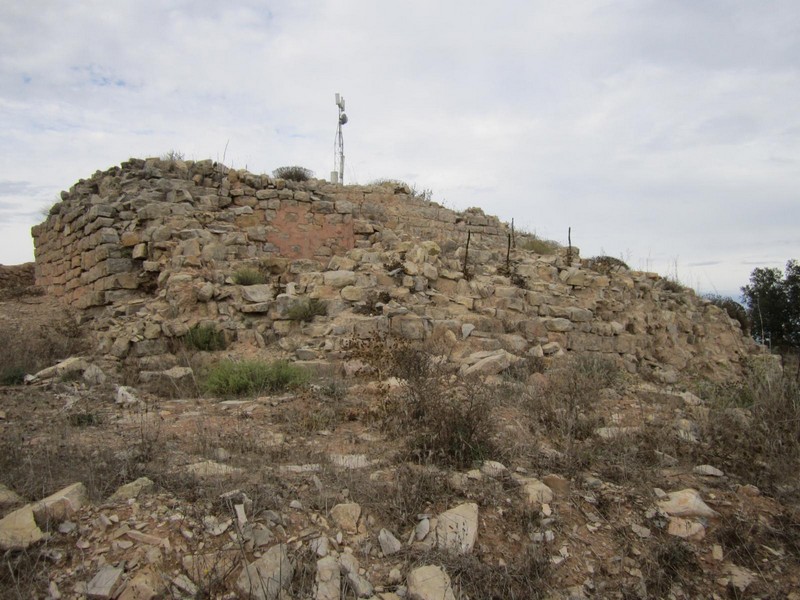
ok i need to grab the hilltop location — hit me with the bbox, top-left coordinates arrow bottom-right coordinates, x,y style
0,157 -> 798,599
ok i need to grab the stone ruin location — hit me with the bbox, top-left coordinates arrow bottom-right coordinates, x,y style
30,156 -> 761,380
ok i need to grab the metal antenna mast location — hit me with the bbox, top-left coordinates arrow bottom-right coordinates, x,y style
332,93 -> 348,184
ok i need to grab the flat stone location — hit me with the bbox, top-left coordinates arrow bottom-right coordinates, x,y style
87,565 -> 123,599
658,489 -> 718,518
407,565 -> 456,600
241,284 -> 274,303
693,464 -> 724,477
109,477 -> 154,501
436,503 -> 478,554
183,460 -> 243,478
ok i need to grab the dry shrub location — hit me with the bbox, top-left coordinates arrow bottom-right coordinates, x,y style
379,344 -> 498,468
0,312 -> 87,384
699,367 -> 800,496
411,547 -> 551,600
523,354 -> 620,471
643,538 -> 699,597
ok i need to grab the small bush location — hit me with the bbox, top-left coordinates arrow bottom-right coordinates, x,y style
233,267 -> 267,286
517,234 -> 561,255
379,344 -> 497,468
699,367 -> 800,495
272,166 -> 314,181
203,360 -> 309,397
587,255 -> 630,274
0,366 -> 26,386
184,323 -> 227,351
287,298 -> 327,322
704,293 -> 750,333
661,278 -> 685,293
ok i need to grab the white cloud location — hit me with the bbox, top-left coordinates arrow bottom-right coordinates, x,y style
0,0 -> 798,299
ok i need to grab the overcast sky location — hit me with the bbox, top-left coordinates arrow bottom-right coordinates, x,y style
1,1 -> 798,298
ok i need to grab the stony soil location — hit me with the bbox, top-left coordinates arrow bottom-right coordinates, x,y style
1,291 -> 800,600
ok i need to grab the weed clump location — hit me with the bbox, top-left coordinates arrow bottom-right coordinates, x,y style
587,255 -> 630,274
233,267 -> 267,286
272,165 -> 314,181
287,298 -> 327,322
377,343 -> 497,468
203,360 -> 308,397
516,233 -> 561,255
0,313 -> 86,385
184,323 -> 227,351
700,366 -> 800,495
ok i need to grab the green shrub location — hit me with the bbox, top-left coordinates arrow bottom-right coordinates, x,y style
184,323 -> 227,351
0,366 -> 26,386
233,267 -> 267,286
662,278 -> 685,293
287,298 -> 327,322
704,294 -> 749,333
203,360 -> 309,397
272,166 -> 314,181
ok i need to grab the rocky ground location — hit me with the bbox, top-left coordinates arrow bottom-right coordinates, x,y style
2,285 -> 800,599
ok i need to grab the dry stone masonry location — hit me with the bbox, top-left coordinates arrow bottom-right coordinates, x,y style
31,157 -> 761,379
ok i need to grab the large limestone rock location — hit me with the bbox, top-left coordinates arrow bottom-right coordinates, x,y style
407,565 -> 456,600
32,482 -> 87,526
0,504 -> 44,550
236,544 -> 293,600
435,502 -> 478,553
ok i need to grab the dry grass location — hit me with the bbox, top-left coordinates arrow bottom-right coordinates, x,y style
0,312 -> 87,385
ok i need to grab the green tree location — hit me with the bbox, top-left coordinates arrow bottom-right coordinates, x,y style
741,260 -> 800,350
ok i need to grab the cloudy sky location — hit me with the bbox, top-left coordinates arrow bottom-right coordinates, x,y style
1,1 -> 798,298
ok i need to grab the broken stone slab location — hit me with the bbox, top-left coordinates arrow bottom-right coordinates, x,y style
346,571 -> 374,598
236,543 -> 293,600
32,482 -> 87,527
657,488 -> 719,518
27,356 -> 90,382
241,284 -> 275,303
183,460 -> 243,479
378,528 -> 402,556
109,477 -> 155,501
435,503 -> 478,554
693,464 -> 724,477
667,517 -> 706,540
407,565 -> 456,600
0,504 -> 44,550
87,565 -> 124,600
328,454 -> 372,469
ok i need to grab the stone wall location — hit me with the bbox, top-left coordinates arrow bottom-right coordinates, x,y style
30,157 -> 760,380
0,263 -> 35,290
32,158 -> 508,308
